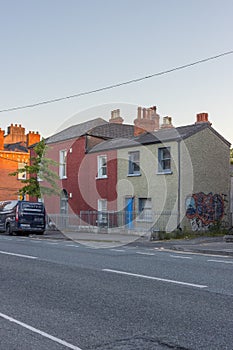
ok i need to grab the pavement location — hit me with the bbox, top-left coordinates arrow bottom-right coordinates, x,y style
30,229 -> 233,256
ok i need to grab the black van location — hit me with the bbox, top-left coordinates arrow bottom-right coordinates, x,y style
0,200 -> 46,235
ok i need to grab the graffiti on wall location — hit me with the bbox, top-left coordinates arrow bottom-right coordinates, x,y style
185,192 -> 225,231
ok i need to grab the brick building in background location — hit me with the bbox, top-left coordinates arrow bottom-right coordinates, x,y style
0,124 -> 40,201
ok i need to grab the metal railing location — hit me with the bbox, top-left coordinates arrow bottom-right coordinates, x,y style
48,210 -> 178,233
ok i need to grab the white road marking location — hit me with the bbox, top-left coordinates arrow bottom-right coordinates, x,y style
0,251 -> 38,260
110,249 -> 125,252
0,312 -> 83,350
46,242 -> 59,245
136,252 -> 155,256
102,269 -> 208,289
208,259 -> 233,264
66,244 -> 79,248
170,255 -> 192,259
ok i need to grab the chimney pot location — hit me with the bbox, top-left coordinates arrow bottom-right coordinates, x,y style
161,116 -> 174,129
142,108 -> 147,119
109,109 -> 124,124
137,107 -> 142,120
195,112 -> 211,125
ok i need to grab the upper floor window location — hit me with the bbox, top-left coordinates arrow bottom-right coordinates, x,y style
97,155 -> 107,178
158,147 -> 171,173
128,151 -> 140,176
59,150 -> 67,179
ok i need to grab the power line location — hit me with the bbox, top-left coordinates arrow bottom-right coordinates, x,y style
1,50 -> 233,113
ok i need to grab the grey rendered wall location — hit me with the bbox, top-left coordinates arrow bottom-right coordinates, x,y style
180,127 -> 230,231
117,141 -> 179,232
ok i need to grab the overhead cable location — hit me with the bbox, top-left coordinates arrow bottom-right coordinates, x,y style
0,50 -> 233,113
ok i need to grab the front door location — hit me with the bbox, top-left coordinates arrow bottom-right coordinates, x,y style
125,197 -> 134,229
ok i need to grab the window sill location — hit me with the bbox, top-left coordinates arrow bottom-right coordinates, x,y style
60,176 -> 67,180
127,173 -> 141,177
96,176 -> 108,180
157,171 -> 173,175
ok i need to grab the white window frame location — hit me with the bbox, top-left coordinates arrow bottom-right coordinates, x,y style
18,163 -> 27,180
97,199 -> 107,224
128,151 -> 140,176
97,155 -> 107,179
158,147 -> 172,174
59,150 -> 67,179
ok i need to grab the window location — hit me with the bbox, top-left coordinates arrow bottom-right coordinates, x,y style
138,198 -> 152,221
97,155 -> 107,178
60,189 -> 68,215
37,166 -> 43,182
18,163 -> 26,180
98,199 -> 107,225
59,150 -> 67,179
158,147 -> 171,173
128,151 -> 140,175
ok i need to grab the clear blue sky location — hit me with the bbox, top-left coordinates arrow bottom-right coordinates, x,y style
0,0 -> 232,144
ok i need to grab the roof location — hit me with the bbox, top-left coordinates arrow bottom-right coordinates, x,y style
45,118 -> 108,144
4,142 -> 28,153
45,118 -> 135,144
88,123 -> 135,139
89,122 -> 231,153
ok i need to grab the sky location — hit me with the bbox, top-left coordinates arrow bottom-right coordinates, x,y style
0,0 -> 233,144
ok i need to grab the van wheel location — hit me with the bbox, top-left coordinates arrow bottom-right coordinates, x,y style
6,224 -> 13,236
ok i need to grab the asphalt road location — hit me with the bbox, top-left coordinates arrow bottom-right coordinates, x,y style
0,235 -> 233,350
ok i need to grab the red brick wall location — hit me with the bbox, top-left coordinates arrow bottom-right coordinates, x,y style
44,136 -> 118,216
0,151 -> 29,201
44,137 -> 86,215
78,149 -> 118,212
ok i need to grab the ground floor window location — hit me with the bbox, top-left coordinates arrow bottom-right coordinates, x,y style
98,199 -> 107,225
138,198 -> 152,221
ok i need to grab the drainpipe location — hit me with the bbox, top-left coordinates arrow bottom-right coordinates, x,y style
177,139 -> 181,229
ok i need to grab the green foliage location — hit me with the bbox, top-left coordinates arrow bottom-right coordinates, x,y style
10,139 -> 60,198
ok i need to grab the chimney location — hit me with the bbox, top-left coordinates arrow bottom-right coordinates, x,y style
27,131 -> 40,147
195,112 -> 212,125
150,106 -> 160,131
0,128 -> 4,150
161,116 -> 174,129
5,123 -> 26,144
134,105 -> 160,136
109,109 -> 124,124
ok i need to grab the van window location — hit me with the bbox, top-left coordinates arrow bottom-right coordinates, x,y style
0,201 -> 18,211
21,202 -> 44,212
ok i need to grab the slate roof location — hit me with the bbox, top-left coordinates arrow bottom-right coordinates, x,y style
4,142 -> 28,153
46,118 -> 108,144
88,123 -> 135,139
89,122 -> 231,153
45,118 -> 135,144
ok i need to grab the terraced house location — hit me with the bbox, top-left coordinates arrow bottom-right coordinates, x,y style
86,111 -> 231,233
45,108 -> 231,233
44,111 -> 135,227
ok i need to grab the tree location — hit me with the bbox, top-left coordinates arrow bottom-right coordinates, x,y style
10,139 -> 60,199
